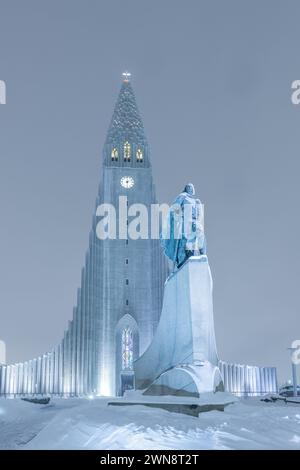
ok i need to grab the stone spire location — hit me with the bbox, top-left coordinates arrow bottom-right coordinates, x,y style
104,73 -> 149,167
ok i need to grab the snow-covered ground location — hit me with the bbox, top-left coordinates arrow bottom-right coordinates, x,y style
0,396 -> 300,450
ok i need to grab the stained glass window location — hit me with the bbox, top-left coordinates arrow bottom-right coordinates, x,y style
136,148 -> 143,162
124,141 -> 131,161
122,327 -> 133,370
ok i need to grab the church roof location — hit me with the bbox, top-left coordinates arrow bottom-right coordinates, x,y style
105,79 -> 147,147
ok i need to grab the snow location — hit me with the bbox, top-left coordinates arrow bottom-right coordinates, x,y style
0,397 -> 300,450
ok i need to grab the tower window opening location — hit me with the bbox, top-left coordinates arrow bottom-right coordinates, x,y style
125,258 -> 129,264
126,279 -> 129,285
124,141 -> 131,161
126,299 -> 129,306
136,148 -> 143,162
122,327 -> 133,370
111,148 -> 118,161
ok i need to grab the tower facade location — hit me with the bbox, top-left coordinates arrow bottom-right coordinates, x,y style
97,76 -> 168,395
0,75 -> 168,397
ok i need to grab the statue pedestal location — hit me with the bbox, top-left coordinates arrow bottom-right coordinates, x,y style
134,256 -> 223,397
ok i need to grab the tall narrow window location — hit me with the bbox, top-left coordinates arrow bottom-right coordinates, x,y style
124,141 -> 131,161
111,148 -> 118,161
136,148 -> 143,162
122,328 -> 133,370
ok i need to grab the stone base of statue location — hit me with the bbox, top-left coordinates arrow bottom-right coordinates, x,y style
134,255 -> 224,397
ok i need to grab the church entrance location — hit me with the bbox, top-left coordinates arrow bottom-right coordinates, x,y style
115,315 -> 139,396
120,371 -> 135,395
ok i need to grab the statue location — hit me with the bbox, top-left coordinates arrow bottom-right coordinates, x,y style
161,183 -> 206,269
135,183 -> 222,398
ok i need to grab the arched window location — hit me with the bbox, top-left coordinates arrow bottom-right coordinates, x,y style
136,148 -> 143,162
111,148 -> 118,161
122,327 -> 133,370
124,141 -> 131,161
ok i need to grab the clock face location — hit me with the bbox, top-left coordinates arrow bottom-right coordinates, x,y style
120,176 -> 135,189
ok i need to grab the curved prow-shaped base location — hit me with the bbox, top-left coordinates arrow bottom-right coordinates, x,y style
134,256 -> 222,396
144,362 -> 224,397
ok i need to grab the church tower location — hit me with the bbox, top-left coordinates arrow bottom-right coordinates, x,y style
97,73 -> 168,395
0,73 -> 168,398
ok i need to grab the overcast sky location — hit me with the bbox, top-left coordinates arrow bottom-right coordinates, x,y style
0,0 -> 299,382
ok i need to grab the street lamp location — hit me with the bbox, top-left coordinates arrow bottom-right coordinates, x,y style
287,347 -> 298,397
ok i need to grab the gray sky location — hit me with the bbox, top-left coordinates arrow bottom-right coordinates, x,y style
0,0 -> 299,383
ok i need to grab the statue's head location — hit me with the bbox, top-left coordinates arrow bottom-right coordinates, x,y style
184,183 -> 195,196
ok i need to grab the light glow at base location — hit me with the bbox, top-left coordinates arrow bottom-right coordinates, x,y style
98,368 -> 113,397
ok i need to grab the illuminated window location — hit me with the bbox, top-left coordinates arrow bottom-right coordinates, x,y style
136,148 -> 143,162
124,141 -> 131,161
122,327 -> 133,370
111,148 -> 118,161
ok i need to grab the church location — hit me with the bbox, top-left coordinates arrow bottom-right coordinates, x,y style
0,73 -> 168,397
0,74 -> 277,398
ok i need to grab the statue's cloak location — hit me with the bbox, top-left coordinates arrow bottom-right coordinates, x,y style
161,191 -> 205,267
